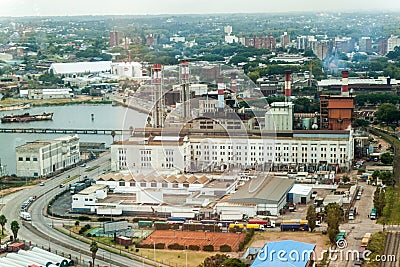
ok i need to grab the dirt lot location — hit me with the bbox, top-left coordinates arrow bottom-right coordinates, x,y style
250,231 -> 329,259
141,230 -> 246,251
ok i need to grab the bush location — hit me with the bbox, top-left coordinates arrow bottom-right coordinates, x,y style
220,244 -> 232,252
155,243 -> 165,249
97,217 -> 112,222
136,243 -> 153,249
168,243 -> 185,250
188,245 -> 200,251
203,244 -> 214,252
77,216 -> 90,221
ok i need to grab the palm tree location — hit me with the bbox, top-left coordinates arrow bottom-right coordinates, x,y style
0,215 -> 7,235
10,221 -> 19,240
90,240 -> 98,267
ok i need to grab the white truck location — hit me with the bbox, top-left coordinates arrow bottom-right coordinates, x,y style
20,211 -> 31,221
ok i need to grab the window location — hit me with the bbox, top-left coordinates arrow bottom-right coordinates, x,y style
119,181 -> 125,186
33,172 -> 38,176
26,157 -> 30,161
130,182 -> 136,187
18,157 -> 23,161
33,157 -> 38,161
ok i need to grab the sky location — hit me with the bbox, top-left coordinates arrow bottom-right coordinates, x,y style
1,0 -> 400,17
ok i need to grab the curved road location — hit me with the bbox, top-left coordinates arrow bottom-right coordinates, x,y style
1,154 -> 154,267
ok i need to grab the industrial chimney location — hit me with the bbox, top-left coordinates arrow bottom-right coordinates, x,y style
284,70 -> 291,102
341,70 -> 349,96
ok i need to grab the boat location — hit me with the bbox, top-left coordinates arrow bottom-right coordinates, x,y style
0,103 -> 30,111
1,112 -> 53,123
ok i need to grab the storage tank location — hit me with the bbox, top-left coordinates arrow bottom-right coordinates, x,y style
31,247 -> 73,266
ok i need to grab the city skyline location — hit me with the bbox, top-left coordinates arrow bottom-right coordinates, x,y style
1,0 -> 400,17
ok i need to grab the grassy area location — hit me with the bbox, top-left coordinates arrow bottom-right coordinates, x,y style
377,186 -> 400,225
365,231 -> 386,267
0,97 -> 111,107
84,165 -> 100,172
62,226 -> 214,267
62,174 -> 80,184
133,247 -> 215,267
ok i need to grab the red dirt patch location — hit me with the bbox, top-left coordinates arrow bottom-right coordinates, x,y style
141,230 -> 246,251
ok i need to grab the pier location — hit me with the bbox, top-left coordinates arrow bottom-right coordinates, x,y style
0,128 -> 131,135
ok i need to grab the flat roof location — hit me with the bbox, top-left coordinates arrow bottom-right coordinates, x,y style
78,184 -> 107,195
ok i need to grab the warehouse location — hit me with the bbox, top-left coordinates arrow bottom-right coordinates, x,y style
216,176 -> 294,217
49,61 -> 112,77
288,184 -> 312,204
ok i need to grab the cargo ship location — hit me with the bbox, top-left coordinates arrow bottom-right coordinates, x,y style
1,112 -> 53,123
0,103 -> 30,111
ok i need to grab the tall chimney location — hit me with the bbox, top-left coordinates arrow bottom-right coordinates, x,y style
284,70 -> 291,102
341,70 -> 349,96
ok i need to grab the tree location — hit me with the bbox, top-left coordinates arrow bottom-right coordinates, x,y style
373,187 -> 381,215
353,118 -> 370,129
376,103 -> 400,124
90,240 -> 98,267
0,215 -> 6,235
75,220 -> 80,227
342,175 -> 350,183
372,170 -> 380,184
380,171 -> 395,186
306,205 -> 317,232
325,203 -> 343,244
221,258 -> 246,267
199,254 -> 228,267
10,221 -> 19,240
380,152 -> 394,165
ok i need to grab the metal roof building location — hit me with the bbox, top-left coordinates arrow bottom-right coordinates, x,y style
215,176 -> 294,216
49,61 -> 112,76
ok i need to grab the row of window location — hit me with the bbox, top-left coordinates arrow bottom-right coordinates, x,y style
18,157 -> 38,162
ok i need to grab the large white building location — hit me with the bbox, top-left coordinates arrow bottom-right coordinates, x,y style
49,61 -> 112,77
20,88 -> 74,99
16,135 -> 80,177
111,128 -> 354,174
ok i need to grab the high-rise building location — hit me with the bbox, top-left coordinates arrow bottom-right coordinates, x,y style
110,30 -> 120,47
387,35 -> 400,53
280,32 -> 290,48
241,35 -> 276,51
359,37 -> 372,53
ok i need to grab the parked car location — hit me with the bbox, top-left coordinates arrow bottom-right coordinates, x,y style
39,182 -> 45,186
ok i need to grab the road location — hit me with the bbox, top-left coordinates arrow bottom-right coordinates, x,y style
1,153 -> 154,267
330,183 -> 383,267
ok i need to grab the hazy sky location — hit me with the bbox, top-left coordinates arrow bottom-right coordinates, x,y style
1,0 -> 400,17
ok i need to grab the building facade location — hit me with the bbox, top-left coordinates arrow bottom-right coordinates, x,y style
16,135 -> 80,177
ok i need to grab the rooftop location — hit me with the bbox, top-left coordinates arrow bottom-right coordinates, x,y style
228,176 -> 294,204
78,184 -> 108,195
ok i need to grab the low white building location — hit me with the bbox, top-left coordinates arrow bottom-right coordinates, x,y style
111,62 -> 146,79
72,184 -> 108,213
20,88 -> 74,99
172,83 -> 208,96
49,61 -> 112,77
288,184 -> 312,204
16,135 -> 80,177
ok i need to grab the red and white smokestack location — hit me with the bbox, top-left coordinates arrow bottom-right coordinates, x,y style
341,70 -> 349,96
152,64 -> 162,84
180,60 -> 189,82
217,82 -> 225,109
284,70 -> 291,102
